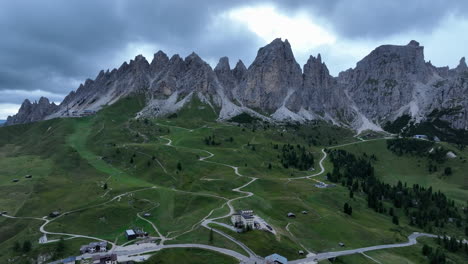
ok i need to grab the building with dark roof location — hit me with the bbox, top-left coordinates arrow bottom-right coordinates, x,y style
125,229 -> 136,240
92,253 -> 117,264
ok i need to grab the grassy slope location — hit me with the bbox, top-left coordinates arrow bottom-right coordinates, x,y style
338,140 -> 468,204
142,248 -> 237,264
1,96 -> 466,263
327,237 -> 468,264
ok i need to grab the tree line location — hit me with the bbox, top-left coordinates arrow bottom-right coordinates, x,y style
327,149 -> 465,235
275,143 -> 315,171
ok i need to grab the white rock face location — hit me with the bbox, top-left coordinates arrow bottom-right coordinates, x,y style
6,39 -> 468,133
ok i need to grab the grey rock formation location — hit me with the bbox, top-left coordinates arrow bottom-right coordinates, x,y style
6,97 -> 58,125
5,38 -> 468,132
291,54 -> 356,126
238,38 -> 302,112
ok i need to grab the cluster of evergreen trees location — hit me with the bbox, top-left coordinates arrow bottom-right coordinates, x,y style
437,235 -> 468,254
327,149 -> 464,233
387,138 -> 447,163
277,144 -> 314,170
203,135 -> 221,146
422,244 -> 447,264
387,138 -> 434,156
343,203 -> 353,215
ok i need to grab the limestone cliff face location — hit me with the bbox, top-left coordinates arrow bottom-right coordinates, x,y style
6,97 -> 58,125
5,38 -> 468,131
238,38 -> 303,112
338,41 -> 468,130
338,41 -> 431,124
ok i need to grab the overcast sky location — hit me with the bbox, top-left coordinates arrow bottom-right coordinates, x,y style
1,0 -> 467,119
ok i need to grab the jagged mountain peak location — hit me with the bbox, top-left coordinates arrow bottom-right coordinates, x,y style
133,54 -> 147,62
456,57 -> 467,71
407,40 -> 420,47
38,96 -> 53,105
6,96 -> 59,126
5,38 -> 468,133
307,54 -> 325,66
152,50 -> 169,61
234,60 -> 246,71
233,60 -> 247,82
304,54 -> 331,78
252,38 -> 297,68
151,50 -> 169,72
169,54 -> 183,63
215,57 -> 231,72
185,52 -> 202,62
129,54 -> 150,69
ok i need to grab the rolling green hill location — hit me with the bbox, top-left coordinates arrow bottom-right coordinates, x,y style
0,96 -> 466,264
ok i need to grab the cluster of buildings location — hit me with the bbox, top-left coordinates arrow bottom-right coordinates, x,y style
125,227 -> 148,240
80,241 -> 108,254
231,210 -> 276,234
231,210 -> 255,229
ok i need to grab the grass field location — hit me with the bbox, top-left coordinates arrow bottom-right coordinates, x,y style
142,248 -> 238,264
0,95 -> 466,263
338,140 -> 468,204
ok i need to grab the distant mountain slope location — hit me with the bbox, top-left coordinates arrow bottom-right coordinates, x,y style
5,39 -> 468,133
5,97 -> 58,126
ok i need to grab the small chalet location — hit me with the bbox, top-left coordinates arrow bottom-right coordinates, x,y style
25,174 -> 32,178
287,212 -> 296,218
413,135 -> 428,140
12,179 -> 19,183
92,253 -> 117,264
265,253 -> 288,264
49,211 -> 60,218
125,229 -> 136,240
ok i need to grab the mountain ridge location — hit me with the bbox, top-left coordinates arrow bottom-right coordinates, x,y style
5,38 -> 468,133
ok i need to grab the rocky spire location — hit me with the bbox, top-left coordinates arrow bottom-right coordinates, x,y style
150,51 -> 169,73
456,57 -> 467,72
214,57 -> 231,73
233,60 -> 247,82
303,54 -> 332,88
239,38 -> 302,111
215,57 -> 238,98
407,40 -> 420,47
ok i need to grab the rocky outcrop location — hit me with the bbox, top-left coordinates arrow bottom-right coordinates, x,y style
238,38 -> 302,112
5,38 -> 468,132
6,97 -> 58,125
338,41 -> 468,130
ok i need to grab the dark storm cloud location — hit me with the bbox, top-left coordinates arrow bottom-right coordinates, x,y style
0,0 -> 467,107
274,0 -> 468,38
0,0 -> 259,104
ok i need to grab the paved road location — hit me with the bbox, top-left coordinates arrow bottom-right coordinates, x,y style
289,232 -> 437,263
81,242 -> 253,263
286,137 -> 393,181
